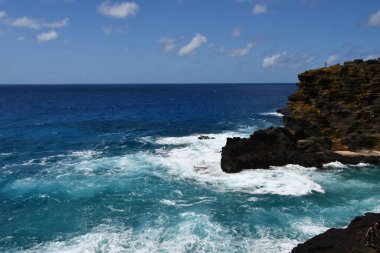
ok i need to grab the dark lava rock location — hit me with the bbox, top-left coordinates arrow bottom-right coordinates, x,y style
221,59 -> 380,173
292,213 -> 380,253
221,127 -> 380,173
198,135 -> 215,140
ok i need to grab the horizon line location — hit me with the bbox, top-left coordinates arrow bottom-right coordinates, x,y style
0,82 -> 297,86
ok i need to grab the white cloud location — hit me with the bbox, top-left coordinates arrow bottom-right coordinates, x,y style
7,17 -> 41,29
0,10 -> 6,19
263,52 -> 314,68
37,30 -> 58,42
44,18 -> 69,28
227,42 -> 254,57
263,52 -> 286,67
364,54 -> 379,61
98,1 -> 139,19
159,37 -> 176,53
177,33 -> 207,56
252,4 -> 267,15
5,17 -> 69,29
367,11 -> 380,27
16,36 -> 25,42
326,54 -> 340,65
230,27 -> 241,37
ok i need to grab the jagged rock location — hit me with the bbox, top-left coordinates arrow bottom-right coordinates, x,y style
221,59 -> 380,173
221,127 -> 380,173
198,135 -> 215,140
292,213 -> 380,253
283,60 -> 380,151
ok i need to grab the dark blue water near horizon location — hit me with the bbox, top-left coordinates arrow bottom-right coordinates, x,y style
1,84 -> 379,253
0,84 -> 289,162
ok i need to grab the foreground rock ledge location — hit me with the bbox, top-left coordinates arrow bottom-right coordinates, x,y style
292,213 -> 380,253
221,59 -> 380,173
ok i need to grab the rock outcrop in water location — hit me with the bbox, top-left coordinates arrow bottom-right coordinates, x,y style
292,212 -> 380,253
221,59 -> 380,173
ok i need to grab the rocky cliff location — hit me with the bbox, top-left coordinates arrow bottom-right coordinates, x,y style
221,59 -> 380,173
282,59 -> 380,152
292,213 -> 380,253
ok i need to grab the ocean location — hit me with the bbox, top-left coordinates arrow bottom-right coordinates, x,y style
0,84 -> 379,253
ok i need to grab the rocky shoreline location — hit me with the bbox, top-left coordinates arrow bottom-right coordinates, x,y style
221,127 -> 380,173
292,213 -> 380,253
221,59 -> 380,173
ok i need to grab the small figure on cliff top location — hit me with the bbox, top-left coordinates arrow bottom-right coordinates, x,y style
366,225 -> 376,247
324,62 -> 327,68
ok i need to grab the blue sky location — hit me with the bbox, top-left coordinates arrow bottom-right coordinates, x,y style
0,0 -> 379,84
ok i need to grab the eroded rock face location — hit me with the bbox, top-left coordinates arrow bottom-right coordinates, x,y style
283,60 -> 380,152
292,213 -> 380,253
221,59 -> 380,173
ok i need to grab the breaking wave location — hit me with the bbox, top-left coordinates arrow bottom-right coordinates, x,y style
22,213 -> 300,253
2,128 -> 325,200
2,127 -> 379,253
152,131 -> 324,196
259,112 -> 284,117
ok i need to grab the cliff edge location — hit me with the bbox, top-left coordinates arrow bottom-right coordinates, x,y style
221,59 -> 380,173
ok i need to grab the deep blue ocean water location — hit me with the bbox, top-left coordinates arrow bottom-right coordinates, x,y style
0,84 -> 379,253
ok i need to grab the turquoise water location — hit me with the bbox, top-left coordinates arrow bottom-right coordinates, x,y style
0,84 -> 379,252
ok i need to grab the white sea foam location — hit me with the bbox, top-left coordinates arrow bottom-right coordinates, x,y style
153,132 -> 324,196
107,205 -> 124,212
70,150 -> 102,159
173,190 -> 183,197
13,150 -> 100,168
260,111 -> 284,117
247,197 -> 260,202
10,129 -> 324,198
323,161 -> 348,169
1,152 -> 152,199
159,197 -> 216,207
0,152 -> 13,157
323,161 -> 373,169
2,128 -> 324,199
291,219 -> 329,237
23,225 -> 133,253
160,199 -> 176,206
370,205 -> 380,213
352,162 -> 372,168
22,213 -> 300,253
8,129 -> 379,253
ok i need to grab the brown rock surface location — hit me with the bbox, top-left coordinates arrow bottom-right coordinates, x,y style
221,59 -> 380,173
282,60 -> 380,152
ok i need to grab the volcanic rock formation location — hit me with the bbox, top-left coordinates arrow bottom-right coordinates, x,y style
291,213 -> 380,253
221,59 -> 380,173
